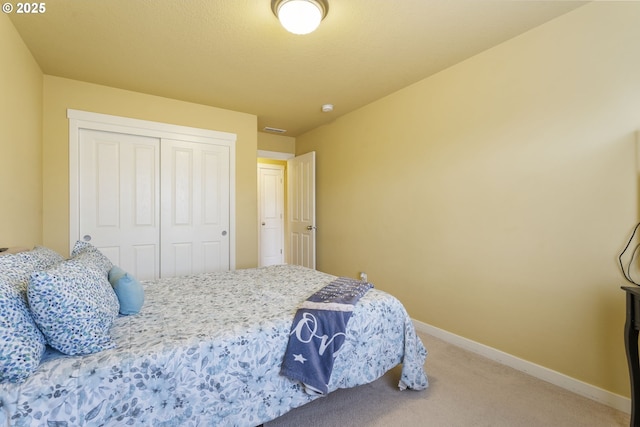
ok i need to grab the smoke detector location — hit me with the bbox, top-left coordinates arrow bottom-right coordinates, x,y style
321,104 -> 334,113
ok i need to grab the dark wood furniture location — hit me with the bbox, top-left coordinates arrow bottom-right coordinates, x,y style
623,286 -> 640,426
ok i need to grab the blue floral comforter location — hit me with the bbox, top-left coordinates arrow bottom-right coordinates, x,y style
1,265 -> 428,427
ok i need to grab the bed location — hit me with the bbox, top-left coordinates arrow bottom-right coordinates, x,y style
0,247 -> 428,427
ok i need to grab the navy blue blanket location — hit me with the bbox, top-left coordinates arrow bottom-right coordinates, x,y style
280,277 -> 373,394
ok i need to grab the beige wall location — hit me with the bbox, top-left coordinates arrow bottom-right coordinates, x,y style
258,132 -> 295,154
297,2 -> 640,397
0,14 -> 43,247
42,76 -> 258,267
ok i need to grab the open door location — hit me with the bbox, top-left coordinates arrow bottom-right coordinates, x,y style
287,151 -> 316,269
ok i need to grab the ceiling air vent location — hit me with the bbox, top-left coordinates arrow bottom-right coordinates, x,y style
263,126 -> 287,134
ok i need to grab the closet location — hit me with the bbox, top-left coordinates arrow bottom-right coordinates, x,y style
68,110 -> 236,280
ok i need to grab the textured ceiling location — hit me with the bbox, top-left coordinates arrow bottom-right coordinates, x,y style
9,0 -> 586,136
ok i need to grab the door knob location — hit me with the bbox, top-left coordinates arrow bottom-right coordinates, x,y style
306,225 -> 317,231
262,222 -> 266,226
83,235 -> 92,242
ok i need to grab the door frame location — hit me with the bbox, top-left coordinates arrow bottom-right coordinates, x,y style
257,151 -> 294,265
255,150 -> 316,269
68,109 -> 237,269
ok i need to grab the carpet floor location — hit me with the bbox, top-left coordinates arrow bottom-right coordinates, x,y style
265,332 -> 630,426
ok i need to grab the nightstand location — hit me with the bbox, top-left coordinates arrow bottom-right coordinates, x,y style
622,286 -> 640,426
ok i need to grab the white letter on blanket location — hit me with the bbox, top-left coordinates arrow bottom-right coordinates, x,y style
291,312 -> 347,356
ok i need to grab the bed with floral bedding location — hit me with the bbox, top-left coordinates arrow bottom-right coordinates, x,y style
0,247 -> 428,427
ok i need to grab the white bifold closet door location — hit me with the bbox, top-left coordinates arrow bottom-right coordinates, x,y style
79,129 -> 160,280
160,138 -> 230,277
78,129 -> 230,280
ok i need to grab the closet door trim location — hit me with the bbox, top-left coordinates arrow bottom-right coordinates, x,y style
68,109 -> 237,269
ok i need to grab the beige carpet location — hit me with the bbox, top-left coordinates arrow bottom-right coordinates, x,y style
265,332 -> 630,427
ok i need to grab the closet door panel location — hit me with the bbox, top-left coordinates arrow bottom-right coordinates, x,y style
173,148 -> 193,225
134,146 -> 156,226
203,151 -> 221,224
161,139 -> 230,277
79,129 -> 160,280
95,142 -> 119,227
203,242 -> 222,272
132,244 -> 157,280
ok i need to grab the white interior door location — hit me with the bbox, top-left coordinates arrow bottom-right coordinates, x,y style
287,151 -> 316,269
160,138 -> 230,277
78,129 -> 160,280
258,164 -> 284,267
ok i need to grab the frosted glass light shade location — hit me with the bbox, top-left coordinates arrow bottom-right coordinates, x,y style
275,0 -> 326,35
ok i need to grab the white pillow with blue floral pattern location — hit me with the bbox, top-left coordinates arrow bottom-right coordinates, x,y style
15,245 -> 65,271
28,247 -> 119,356
0,253 -> 49,383
70,240 -> 113,274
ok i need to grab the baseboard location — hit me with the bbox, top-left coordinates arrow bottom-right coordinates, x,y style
412,319 -> 631,414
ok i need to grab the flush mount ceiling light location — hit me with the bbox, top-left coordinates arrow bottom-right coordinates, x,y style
271,0 -> 329,35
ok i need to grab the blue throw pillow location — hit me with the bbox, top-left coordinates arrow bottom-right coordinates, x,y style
109,269 -> 144,315
108,265 -> 127,283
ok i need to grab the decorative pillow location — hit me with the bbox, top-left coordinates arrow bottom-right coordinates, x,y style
28,258 -> 119,356
70,240 -> 113,274
108,265 -> 127,283
15,245 -> 64,271
109,268 -> 145,315
0,280 -> 47,383
0,256 -> 47,383
0,252 -> 32,284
